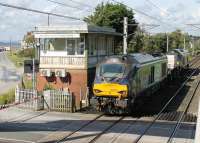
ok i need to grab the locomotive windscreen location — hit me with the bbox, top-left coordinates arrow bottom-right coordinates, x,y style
99,64 -> 125,78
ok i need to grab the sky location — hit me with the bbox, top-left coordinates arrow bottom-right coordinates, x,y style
0,0 -> 200,42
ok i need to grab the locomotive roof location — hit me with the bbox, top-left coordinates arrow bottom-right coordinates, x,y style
173,49 -> 189,56
99,53 -> 166,66
128,53 -> 166,64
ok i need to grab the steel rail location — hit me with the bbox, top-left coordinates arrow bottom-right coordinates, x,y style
110,117 -> 141,143
88,116 -> 125,143
167,75 -> 200,143
55,113 -> 105,143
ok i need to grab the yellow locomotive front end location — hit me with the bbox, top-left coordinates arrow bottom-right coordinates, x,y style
93,83 -> 128,99
93,60 -> 130,114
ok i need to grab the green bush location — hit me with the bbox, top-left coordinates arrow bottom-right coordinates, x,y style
0,89 -> 15,105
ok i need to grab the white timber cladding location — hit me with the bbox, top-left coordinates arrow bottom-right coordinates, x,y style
40,51 -> 86,69
35,33 -> 80,38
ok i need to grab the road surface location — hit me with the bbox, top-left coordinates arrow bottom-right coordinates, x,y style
0,51 -> 22,94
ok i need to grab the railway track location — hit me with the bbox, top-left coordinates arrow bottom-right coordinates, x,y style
167,75 -> 200,143
132,57 -> 200,143
48,115 -> 126,143
54,113 -> 105,143
88,116 -> 125,143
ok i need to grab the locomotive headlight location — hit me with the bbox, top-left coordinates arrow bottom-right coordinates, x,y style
118,91 -> 127,96
94,89 -> 102,93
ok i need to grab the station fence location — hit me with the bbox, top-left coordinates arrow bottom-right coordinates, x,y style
15,87 -> 76,112
43,90 -> 75,112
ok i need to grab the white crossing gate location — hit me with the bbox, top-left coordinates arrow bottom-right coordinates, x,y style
43,90 -> 75,112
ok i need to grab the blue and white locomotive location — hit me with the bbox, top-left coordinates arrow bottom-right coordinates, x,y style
93,53 -> 168,114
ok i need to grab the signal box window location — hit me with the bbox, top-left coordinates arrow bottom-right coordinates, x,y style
66,39 -> 76,55
77,37 -> 85,55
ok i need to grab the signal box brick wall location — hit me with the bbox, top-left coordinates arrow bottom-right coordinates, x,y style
37,69 -> 89,110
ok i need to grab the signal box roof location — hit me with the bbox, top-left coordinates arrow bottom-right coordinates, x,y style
34,24 -> 122,38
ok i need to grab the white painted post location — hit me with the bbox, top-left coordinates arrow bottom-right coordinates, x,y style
86,87 -> 89,107
123,17 -> 128,55
15,85 -> 20,103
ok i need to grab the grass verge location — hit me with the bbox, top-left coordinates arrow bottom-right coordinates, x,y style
6,51 -> 24,67
6,48 -> 35,67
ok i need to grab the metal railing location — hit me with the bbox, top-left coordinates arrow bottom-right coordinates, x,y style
15,87 -> 43,110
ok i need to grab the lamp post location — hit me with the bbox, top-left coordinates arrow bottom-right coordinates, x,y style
33,41 -> 40,91
36,42 -> 40,61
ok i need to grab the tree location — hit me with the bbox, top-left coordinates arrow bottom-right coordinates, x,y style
128,28 -> 146,53
23,32 -> 35,49
169,30 -> 184,50
85,2 -> 137,54
21,32 -> 36,58
85,2 -> 137,34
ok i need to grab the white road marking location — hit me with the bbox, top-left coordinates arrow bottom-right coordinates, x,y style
0,137 -> 35,143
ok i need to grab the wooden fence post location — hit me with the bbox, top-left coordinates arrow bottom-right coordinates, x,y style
80,87 -> 82,110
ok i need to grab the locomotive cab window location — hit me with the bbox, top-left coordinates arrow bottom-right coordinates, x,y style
99,64 -> 125,78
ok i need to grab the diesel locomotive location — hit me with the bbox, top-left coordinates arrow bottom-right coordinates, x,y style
93,53 -> 168,114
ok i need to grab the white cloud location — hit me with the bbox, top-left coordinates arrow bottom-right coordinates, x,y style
1,0 -> 200,41
0,24 -> 7,30
0,0 -> 101,41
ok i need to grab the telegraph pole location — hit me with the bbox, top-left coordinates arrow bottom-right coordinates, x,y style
184,36 -> 186,50
166,34 -> 169,52
32,58 -> 35,90
123,17 -> 128,55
